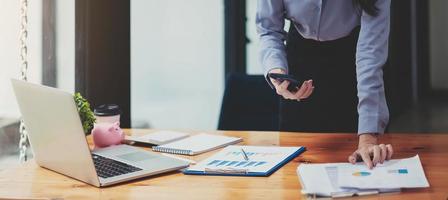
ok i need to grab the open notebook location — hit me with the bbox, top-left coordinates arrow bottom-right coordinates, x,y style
125,130 -> 189,145
152,134 -> 242,155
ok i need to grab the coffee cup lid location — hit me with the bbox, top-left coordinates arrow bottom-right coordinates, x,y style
94,104 -> 121,116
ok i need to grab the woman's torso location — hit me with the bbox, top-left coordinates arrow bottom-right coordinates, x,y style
283,0 -> 361,41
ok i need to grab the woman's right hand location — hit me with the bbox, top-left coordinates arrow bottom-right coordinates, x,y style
269,69 -> 314,101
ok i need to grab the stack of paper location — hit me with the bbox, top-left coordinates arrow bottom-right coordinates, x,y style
297,155 -> 429,198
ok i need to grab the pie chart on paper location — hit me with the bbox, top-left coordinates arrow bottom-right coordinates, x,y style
352,171 -> 371,177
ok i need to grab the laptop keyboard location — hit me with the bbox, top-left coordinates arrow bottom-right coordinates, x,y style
92,154 -> 142,178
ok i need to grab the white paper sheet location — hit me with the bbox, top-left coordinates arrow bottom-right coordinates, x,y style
297,163 -> 399,197
337,155 -> 430,189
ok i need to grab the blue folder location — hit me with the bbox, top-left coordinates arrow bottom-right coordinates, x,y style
183,146 -> 306,177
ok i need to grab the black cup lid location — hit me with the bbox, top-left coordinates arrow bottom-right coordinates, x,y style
94,104 -> 121,116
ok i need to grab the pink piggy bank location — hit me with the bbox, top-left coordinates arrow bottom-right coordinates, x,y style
91,122 -> 124,148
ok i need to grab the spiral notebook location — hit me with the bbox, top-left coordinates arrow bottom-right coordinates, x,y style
152,134 -> 242,155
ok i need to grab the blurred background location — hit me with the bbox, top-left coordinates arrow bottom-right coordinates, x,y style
1,0 -> 447,169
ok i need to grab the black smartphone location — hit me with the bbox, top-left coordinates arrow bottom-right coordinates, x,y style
268,73 -> 303,92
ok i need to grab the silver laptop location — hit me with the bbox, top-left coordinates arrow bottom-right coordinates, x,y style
11,79 -> 189,187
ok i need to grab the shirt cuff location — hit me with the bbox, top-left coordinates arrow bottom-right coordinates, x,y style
358,114 -> 387,135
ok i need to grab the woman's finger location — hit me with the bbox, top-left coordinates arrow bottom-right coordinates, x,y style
372,145 -> 381,167
359,149 -> 373,169
305,80 -> 313,87
294,81 -> 309,99
302,84 -> 314,99
278,81 -> 289,93
386,144 -> 394,160
276,81 -> 289,96
278,81 -> 298,99
286,91 -> 298,99
270,78 -> 280,87
379,144 -> 387,164
275,87 -> 282,95
348,151 -> 358,164
298,81 -> 311,98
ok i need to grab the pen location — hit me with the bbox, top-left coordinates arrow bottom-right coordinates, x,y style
241,148 -> 249,161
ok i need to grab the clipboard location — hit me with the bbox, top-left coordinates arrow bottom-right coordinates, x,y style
183,145 -> 306,176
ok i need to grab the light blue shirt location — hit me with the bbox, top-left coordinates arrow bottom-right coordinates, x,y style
256,0 -> 390,134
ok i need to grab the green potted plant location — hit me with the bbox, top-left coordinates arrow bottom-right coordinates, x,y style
74,93 -> 96,134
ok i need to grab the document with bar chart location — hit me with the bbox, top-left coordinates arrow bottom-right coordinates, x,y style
183,145 -> 305,176
338,155 -> 430,189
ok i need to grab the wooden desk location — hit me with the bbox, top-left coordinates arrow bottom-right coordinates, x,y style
0,130 -> 447,200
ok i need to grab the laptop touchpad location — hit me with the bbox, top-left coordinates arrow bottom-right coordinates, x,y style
117,152 -> 157,162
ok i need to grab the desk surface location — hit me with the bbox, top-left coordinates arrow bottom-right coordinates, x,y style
0,130 -> 447,200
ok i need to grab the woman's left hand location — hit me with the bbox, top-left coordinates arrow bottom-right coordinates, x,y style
348,133 -> 393,169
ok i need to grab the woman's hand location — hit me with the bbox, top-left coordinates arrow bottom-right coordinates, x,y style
348,133 -> 394,169
269,69 -> 314,101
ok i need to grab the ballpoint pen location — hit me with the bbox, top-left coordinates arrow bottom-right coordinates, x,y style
241,148 -> 250,161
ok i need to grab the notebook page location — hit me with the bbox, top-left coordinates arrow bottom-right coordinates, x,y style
126,131 -> 189,145
155,134 -> 242,154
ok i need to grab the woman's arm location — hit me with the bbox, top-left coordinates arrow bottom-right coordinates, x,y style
256,0 -> 288,84
350,0 -> 393,168
356,0 -> 390,135
256,0 -> 314,101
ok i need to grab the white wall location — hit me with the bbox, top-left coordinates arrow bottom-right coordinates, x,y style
430,0 -> 448,90
0,1 -> 42,118
131,0 -> 224,129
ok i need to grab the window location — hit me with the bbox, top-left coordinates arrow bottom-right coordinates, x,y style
246,1 -> 290,75
0,0 -> 75,170
131,0 -> 224,129
0,0 -> 43,170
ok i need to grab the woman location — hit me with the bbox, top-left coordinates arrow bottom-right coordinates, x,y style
257,0 -> 393,168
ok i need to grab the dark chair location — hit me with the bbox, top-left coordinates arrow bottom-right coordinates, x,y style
218,73 -> 279,131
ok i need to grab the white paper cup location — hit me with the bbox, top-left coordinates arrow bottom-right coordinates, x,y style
94,104 -> 121,125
